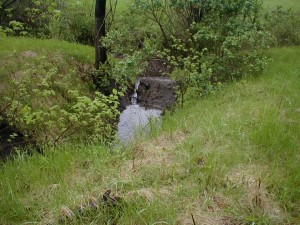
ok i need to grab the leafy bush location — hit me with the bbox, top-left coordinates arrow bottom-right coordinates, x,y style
0,51 -> 121,146
264,7 -> 300,46
0,26 -> 6,39
0,0 -> 95,44
49,2 -> 95,45
135,0 -> 271,99
102,13 -> 162,91
0,0 -> 62,37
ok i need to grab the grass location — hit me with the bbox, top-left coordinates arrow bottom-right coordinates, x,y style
67,0 -> 131,13
0,37 -> 94,63
0,46 -> 299,224
264,0 -> 300,10
0,1 -> 299,224
70,0 -> 300,12
0,37 -> 97,144
0,37 -> 95,107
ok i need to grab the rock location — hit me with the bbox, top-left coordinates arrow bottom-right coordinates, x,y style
119,87 -> 134,111
143,58 -> 171,77
137,77 -> 177,110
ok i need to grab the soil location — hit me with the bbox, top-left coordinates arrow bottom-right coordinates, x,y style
0,120 -> 28,159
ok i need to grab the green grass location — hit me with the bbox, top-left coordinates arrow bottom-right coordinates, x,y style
0,37 -> 95,103
1,1 -> 300,223
70,0 -> 300,12
1,46 -> 299,224
264,0 -> 300,10
0,37 -> 94,63
67,0 -> 131,13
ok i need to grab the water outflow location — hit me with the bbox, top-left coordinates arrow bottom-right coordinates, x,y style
117,79 -> 162,144
131,79 -> 140,105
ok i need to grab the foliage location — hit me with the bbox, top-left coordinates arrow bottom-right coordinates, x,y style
0,46 -> 121,146
0,25 -> 6,39
49,1 -> 95,45
102,13 -> 162,91
1,47 -> 299,224
134,0 -> 271,100
0,0 -> 98,45
0,0 -> 62,37
264,7 -> 300,46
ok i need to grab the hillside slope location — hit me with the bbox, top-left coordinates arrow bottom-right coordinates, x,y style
1,38 -> 121,151
0,47 -> 299,224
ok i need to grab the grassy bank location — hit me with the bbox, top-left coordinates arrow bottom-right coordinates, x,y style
0,37 -> 120,147
0,37 -> 94,63
0,46 -> 299,224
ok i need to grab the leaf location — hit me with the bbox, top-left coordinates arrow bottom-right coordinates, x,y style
112,89 -> 118,95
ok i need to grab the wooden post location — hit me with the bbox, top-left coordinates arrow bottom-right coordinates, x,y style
95,0 -> 107,70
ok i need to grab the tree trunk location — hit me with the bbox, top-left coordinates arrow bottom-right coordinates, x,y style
95,0 -> 107,70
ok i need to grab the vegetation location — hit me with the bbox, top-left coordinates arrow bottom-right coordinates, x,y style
0,37 -> 121,146
0,0 -> 300,224
264,7 -> 300,46
264,0 -> 300,10
0,46 -> 299,224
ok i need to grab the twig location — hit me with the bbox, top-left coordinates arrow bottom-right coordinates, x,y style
53,121 -> 75,146
191,213 -> 197,225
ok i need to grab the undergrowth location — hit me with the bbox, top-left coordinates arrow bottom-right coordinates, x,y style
0,37 -> 121,146
0,47 -> 299,224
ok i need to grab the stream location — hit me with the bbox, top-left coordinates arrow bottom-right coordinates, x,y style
117,79 -> 162,144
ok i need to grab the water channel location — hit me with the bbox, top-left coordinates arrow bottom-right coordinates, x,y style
117,79 -> 162,144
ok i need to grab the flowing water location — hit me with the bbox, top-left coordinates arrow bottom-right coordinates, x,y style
117,79 -> 162,144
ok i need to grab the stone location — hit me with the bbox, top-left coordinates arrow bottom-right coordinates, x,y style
137,77 -> 177,110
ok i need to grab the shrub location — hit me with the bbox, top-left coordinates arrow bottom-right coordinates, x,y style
0,51 -> 121,146
102,13 -> 162,91
0,26 -> 6,39
0,0 -> 62,37
264,7 -> 300,46
135,0 -> 271,99
0,0 -> 95,45
49,2 -> 95,45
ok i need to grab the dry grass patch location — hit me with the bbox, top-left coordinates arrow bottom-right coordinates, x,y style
118,131 -> 187,180
177,197 -> 235,225
227,165 -> 285,223
135,130 -> 186,166
22,50 -> 38,58
125,186 -> 175,203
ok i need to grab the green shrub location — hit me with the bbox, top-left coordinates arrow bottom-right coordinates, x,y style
49,2 -> 95,45
0,51 -> 121,146
102,13 -> 162,91
136,0 -> 271,100
0,0 -> 96,44
0,26 -> 6,39
0,0 -> 62,37
264,7 -> 300,46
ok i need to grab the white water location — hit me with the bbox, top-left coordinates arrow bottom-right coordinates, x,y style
117,79 -> 162,144
131,79 -> 140,105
